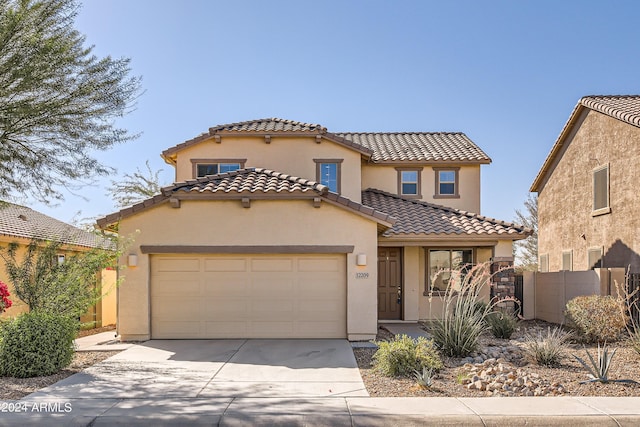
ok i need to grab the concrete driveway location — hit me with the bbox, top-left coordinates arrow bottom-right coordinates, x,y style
28,339 -> 368,400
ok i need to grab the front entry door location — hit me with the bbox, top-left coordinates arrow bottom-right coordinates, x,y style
378,247 -> 402,320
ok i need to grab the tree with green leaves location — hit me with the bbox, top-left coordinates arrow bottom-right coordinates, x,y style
1,236 -> 119,318
107,160 -> 166,209
514,193 -> 538,271
0,0 -> 142,203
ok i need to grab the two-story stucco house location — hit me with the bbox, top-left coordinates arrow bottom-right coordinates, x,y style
98,118 -> 529,341
531,95 -> 640,274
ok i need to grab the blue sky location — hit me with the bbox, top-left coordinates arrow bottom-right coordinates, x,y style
28,0 -> 640,226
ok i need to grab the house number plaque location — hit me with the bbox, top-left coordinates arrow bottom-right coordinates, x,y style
356,272 -> 369,279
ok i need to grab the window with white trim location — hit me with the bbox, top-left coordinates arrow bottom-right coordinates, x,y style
196,163 -> 241,178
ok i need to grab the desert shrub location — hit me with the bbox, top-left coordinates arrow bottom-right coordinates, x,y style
523,326 -> 572,367
0,311 -> 78,378
565,295 -> 627,343
486,310 -> 519,339
373,334 -> 443,377
431,263 -> 492,357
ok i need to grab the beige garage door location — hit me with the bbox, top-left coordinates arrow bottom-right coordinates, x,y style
151,254 -> 347,339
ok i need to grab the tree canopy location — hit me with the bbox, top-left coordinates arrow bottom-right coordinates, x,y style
514,193 -> 538,271
0,0 -> 142,203
107,160 -> 166,209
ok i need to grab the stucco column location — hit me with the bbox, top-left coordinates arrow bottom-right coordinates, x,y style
403,246 -> 420,321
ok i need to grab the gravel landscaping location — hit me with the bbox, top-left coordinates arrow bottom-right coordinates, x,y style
354,320 -> 640,397
0,325 -> 120,400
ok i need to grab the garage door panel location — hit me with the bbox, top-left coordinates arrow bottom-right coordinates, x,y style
204,276 -> 249,296
155,321 -> 202,338
204,321 -> 249,336
251,278 -> 293,296
203,299 -> 249,319
156,258 -> 201,272
298,258 -> 340,272
251,258 -> 293,272
204,258 -> 247,272
154,279 -> 200,295
152,254 -> 346,339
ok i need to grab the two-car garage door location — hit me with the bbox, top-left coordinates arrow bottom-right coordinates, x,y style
150,254 -> 347,339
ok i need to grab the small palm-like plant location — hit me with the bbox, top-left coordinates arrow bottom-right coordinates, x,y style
413,366 -> 435,389
573,343 -> 638,384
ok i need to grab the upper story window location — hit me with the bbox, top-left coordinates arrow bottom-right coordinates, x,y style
191,159 -> 246,178
434,167 -> 460,198
314,159 -> 343,193
396,167 -> 422,198
592,164 -> 610,216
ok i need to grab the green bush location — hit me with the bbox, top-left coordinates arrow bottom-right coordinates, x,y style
486,310 -> 519,339
0,312 -> 78,378
373,334 -> 443,377
565,295 -> 627,343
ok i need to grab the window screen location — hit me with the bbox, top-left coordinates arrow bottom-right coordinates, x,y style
593,166 -> 609,211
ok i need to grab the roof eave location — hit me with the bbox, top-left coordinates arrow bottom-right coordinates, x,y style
369,159 -> 492,165
530,102 -> 586,192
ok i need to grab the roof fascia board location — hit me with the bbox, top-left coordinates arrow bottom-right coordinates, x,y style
530,105 -> 588,192
140,245 -> 355,254
366,159 -> 491,166
377,239 -> 501,247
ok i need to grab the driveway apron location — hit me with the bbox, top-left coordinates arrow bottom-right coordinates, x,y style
26,339 -> 368,400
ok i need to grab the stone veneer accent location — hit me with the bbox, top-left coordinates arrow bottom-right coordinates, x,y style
490,257 -> 517,311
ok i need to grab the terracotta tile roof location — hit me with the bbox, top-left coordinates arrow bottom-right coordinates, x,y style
209,118 -> 327,133
97,169 -> 396,229
361,189 -> 531,239
162,118 -> 373,159
163,168 -> 329,195
0,202 -> 105,248
531,95 -> 640,192
162,118 -> 490,164
580,95 -> 640,128
336,132 -> 491,163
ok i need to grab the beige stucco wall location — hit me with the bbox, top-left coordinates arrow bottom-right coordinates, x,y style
173,136 -> 363,203
537,110 -> 640,272
361,164 -> 482,212
117,198 -> 380,341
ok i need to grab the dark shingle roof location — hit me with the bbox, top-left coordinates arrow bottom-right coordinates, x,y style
336,132 -> 491,163
163,168 -> 329,195
0,203 -> 104,248
580,95 -> 640,128
362,189 -> 531,238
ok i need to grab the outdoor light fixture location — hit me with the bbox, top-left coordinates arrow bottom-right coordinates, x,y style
128,254 -> 138,267
356,253 -> 367,266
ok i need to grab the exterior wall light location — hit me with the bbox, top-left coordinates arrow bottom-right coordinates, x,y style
128,254 -> 138,267
356,253 -> 367,266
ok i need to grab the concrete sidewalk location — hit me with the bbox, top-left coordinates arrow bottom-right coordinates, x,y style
1,396 -> 639,426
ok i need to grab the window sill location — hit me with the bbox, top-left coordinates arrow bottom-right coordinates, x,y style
433,194 -> 460,199
592,207 -> 611,217
401,193 -> 422,199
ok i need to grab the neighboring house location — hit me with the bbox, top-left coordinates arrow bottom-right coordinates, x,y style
98,118 -> 529,341
531,95 -> 640,273
0,203 -> 116,326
